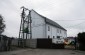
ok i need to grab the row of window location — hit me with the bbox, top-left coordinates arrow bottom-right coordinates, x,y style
48,35 -> 61,39
48,26 -> 62,33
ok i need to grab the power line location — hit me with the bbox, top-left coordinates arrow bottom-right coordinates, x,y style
28,17 -> 85,28
54,19 -> 85,21
31,21 -> 85,29
66,21 -> 85,28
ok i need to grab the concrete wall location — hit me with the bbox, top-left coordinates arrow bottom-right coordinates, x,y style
12,39 -> 18,46
26,39 -> 37,48
12,39 -> 37,48
12,38 -> 65,49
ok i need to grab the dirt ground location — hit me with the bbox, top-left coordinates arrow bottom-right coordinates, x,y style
0,49 -> 85,55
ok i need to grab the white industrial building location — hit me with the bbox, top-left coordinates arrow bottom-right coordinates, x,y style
30,10 -> 67,39
17,9 -> 67,48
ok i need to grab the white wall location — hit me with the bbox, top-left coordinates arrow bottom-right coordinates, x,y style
61,30 -> 67,37
46,24 -> 67,44
28,10 -> 67,39
31,10 -> 46,39
46,24 -> 67,39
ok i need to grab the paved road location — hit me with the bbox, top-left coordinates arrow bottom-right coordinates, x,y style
0,49 -> 85,55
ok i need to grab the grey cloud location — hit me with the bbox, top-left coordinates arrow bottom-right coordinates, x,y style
0,0 -> 85,37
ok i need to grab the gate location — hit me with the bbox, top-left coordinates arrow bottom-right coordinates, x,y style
37,38 -> 52,48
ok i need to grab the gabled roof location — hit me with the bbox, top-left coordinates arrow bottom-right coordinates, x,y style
31,9 -> 67,31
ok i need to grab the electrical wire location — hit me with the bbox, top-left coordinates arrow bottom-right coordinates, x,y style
66,21 -> 85,28
31,21 -> 85,29
54,19 -> 85,21
24,16 -> 85,28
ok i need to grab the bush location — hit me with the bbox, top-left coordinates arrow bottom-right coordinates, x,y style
77,32 -> 85,51
79,44 -> 85,51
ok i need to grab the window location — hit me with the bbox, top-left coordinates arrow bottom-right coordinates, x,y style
48,26 -> 50,31
48,35 -> 50,38
57,36 -> 60,39
56,41 -> 58,43
64,32 -> 66,34
60,30 -> 62,33
53,36 -> 54,38
57,29 -> 59,33
60,30 -> 61,33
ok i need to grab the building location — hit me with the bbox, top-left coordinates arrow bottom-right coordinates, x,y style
30,10 -> 67,39
18,9 -> 67,48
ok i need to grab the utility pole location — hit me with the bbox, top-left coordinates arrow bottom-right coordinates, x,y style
28,10 -> 32,39
18,6 -> 28,47
18,6 -> 32,47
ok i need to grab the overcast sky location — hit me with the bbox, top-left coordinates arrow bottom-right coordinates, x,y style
0,0 -> 85,37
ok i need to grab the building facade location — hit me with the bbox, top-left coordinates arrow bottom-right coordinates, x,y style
17,9 -> 67,48
30,10 -> 67,39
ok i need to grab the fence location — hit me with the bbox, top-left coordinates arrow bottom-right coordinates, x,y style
0,35 -> 12,51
